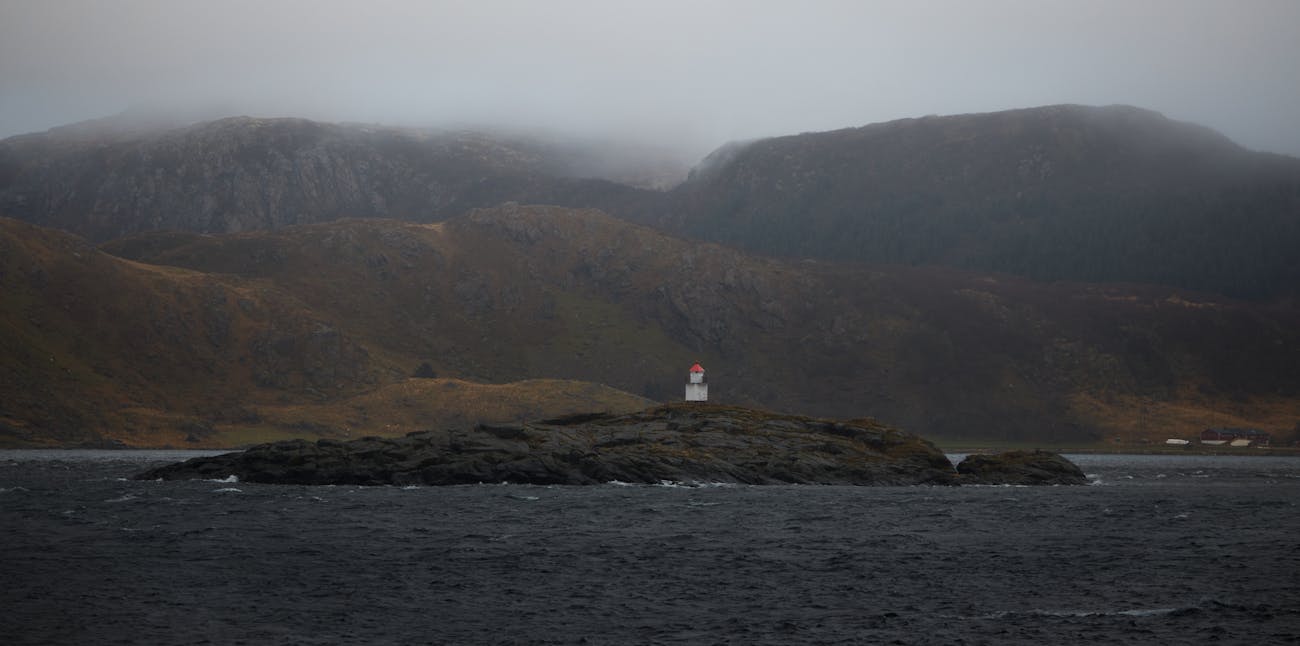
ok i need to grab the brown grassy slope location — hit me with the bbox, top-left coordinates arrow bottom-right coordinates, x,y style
0,217 -> 653,447
0,218 -> 381,446
237,378 -> 654,448
101,205 -> 1300,445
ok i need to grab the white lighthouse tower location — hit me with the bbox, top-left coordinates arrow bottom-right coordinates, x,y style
685,363 -> 708,402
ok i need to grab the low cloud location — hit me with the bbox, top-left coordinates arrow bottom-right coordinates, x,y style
3,0 -> 1299,159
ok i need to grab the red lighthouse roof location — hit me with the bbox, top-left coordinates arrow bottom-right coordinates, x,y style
689,363 -> 704,373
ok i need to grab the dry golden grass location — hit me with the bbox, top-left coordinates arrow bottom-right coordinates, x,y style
1067,389 -> 1300,444
206,378 -> 656,447
6,212 -> 1300,450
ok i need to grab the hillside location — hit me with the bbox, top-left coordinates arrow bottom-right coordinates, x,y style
0,216 -> 653,447
62,205 -> 1300,447
0,115 -> 660,241
5,105 -> 1298,301
657,105 -> 1300,300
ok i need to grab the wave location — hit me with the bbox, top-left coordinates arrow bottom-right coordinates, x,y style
970,606 -> 1187,620
605,479 -> 737,488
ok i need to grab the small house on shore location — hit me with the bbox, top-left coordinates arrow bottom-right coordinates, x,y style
1200,428 -> 1270,447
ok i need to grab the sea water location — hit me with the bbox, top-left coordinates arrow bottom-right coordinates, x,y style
2,451 -> 1298,645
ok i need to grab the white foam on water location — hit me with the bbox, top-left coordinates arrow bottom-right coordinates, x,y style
973,606 -> 1186,620
205,475 -> 239,483
1115,607 -> 1182,617
105,493 -> 139,503
212,487 -> 242,493
656,480 -> 694,488
652,480 -> 738,488
608,480 -> 735,488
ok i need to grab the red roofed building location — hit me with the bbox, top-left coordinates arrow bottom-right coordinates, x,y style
685,363 -> 708,402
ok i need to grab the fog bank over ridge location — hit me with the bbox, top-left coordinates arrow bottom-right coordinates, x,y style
2,1 -> 1300,159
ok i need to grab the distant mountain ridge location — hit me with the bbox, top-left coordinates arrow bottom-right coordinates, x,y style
3,104 -> 1298,299
0,115 -> 662,241
655,104 -> 1300,300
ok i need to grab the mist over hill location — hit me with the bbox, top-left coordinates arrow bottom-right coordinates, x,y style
0,115 -> 665,241
4,206 -> 1298,448
3,105 -> 1298,300
655,105 -> 1300,300
3,105 -> 1299,447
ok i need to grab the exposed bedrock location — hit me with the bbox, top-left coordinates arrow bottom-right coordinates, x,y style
955,449 -> 1089,485
136,404 -> 1086,487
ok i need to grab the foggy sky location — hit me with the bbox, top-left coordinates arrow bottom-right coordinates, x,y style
3,0 -> 1300,162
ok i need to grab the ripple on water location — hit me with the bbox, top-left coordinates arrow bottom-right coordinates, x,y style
1,452 -> 1297,645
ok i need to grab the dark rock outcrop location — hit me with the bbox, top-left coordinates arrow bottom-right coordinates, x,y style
955,450 -> 1088,485
135,403 -> 958,486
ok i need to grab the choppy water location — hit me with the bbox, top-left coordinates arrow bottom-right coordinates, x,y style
3,451 -> 1298,645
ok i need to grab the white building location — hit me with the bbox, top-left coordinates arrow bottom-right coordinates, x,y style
685,363 -> 708,402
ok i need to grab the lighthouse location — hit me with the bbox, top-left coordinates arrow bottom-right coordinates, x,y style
685,363 -> 708,402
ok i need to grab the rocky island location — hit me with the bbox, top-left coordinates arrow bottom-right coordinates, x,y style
135,403 -> 1086,486
956,449 -> 1090,485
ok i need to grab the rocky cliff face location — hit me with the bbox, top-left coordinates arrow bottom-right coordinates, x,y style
0,116 -> 658,241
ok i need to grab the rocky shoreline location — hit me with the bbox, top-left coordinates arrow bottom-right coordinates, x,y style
135,404 -> 1087,486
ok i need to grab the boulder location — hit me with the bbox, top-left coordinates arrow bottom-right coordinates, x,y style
955,450 -> 1088,485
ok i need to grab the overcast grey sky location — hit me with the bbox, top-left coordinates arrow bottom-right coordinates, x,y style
3,0 -> 1299,160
